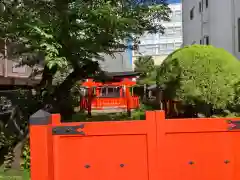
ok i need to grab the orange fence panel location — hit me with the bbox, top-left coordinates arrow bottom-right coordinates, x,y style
155,111 -> 240,180
30,110 -> 240,180
30,110 -> 158,180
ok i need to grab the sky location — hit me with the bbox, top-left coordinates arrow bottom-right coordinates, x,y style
167,0 -> 181,4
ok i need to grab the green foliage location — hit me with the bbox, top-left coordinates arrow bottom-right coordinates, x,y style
0,0 -> 170,71
0,90 -> 38,170
0,0 -> 171,166
21,140 -> 30,171
157,45 -> 240,117
134,56 -> 155,76
131,104 -> 155,119
0,0 -> 171,118
71,103 -> 154,121
134,56 -> 156,85
0,132 -> 17,171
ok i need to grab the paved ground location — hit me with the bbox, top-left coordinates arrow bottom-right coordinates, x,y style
0,168 -> 29,180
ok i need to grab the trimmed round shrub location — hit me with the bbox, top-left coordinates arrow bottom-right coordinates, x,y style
157,45 -> 240,117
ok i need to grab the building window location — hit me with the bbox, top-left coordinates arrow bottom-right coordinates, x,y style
166,27 -> 175,36
172,10 -> 182,21
175,10 -> 182,17
175,42 -> 182,49
204,36 -> 209,45
206,0 -> 208,8
175,26 -> 182,35
139,33 -> 156,45
200,39 -> 202,44
160,44 -> 167,50
190,7 -> 195,20
167,43 -> 174,50
158,43 -> 175,55
238,18 -> 240,52
100,87 -> 120,97
199,2 -> 202,12
137,45 -> 158,56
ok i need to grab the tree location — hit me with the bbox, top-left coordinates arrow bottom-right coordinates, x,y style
0,0 -> 170,118
134,56 -> 155,76
156,45 -> 240,117
134,56 -> 155,84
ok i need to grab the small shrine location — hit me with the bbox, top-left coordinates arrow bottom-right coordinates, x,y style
80,71 -> 140,114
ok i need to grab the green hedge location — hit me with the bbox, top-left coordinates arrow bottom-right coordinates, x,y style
157,45 -> 240,117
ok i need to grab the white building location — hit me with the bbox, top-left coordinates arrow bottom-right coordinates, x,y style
182,0 -> 240,59
133,2 -> 183,66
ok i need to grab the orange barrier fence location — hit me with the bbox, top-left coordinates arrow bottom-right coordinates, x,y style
29,110 -> 240,180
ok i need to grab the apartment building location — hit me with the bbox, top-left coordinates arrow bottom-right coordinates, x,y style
133,1 -> 183,66
182,0 -> 240,59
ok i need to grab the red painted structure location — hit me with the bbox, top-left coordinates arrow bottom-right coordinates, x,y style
80,72 -> 140,111
30,110 -> 240,180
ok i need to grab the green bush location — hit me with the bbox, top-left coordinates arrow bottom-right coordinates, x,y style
0,132 -> 17,171
157,45 -> 240,117
21,140 -> 30,171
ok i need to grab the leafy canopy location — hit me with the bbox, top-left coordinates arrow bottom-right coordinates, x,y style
134,55 -> 157,84
0,0 -> 170,73
157,45 -> 240,116
0,0 -> 171,115
134,56 -> 155,76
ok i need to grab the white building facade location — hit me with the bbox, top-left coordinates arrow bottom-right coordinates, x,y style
183,0 -> 240,59
133,2 -> 183,66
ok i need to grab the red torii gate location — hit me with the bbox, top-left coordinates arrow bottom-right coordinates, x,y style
80,71 -> 140,114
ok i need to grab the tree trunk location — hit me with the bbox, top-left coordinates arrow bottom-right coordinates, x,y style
50,69 -> 86,120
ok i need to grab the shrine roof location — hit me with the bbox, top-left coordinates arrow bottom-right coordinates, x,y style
104,71 -> 140,77
86,71 -> 140,80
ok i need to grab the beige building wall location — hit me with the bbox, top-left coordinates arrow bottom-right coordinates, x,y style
132,55 -> 168,69
151,55 -> 168,65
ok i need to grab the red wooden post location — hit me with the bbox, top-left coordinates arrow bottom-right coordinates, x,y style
126,86 -> 131,117
120,86 -> 123,97
95,87 -> 98,96
95,87 -> 98,109
29,110 -> 54,180
87,87 -> 92,116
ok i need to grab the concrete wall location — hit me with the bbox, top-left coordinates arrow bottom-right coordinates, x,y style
182,0 -> 202,45
209,0 -> 233,54
98,50 -> 133,72
233,0 -> 240,59
183,0 -> 240,59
